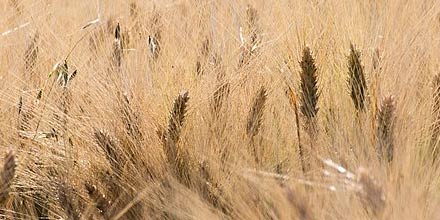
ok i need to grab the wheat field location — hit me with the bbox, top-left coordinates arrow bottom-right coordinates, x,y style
0,0 -> 440,219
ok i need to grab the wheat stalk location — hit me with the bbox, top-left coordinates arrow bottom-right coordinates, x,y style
287,87 -> 306,174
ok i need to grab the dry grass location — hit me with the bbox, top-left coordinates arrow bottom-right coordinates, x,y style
1,0 -> 440,219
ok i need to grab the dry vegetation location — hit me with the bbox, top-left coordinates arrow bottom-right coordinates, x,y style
1,0 -> 440,219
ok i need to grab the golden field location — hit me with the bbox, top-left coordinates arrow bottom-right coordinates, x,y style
0,0 -> 440,219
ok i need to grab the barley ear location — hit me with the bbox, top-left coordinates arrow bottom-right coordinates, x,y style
245,5 -> 260,49
299,46 -> 319,122
163,91 -> 190,152
430,74 -> 440,162
58,180 -> 82,220
119,93 -> 143,140
348,44 -> 367,111
298,46 -> 320,171
246,86 -> 267,164
129,2 -> 139,18
376,96 -> 396,163
211,82 -> 230,117
94,129 -> 125,174
112,23 -> 123,69
163,91 -> 190,182
238,5 -> 261,67
0,151 -> 16,205
246,86 -> 267,138
148,12 -> 162,60
284,186 -> 314,220
196,36 -> 211,76
211,56 -> 229,117
357,168 -> 386,217
9,0 -> 22,14
24,32 -> 39,73
85,182 -> 111,218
